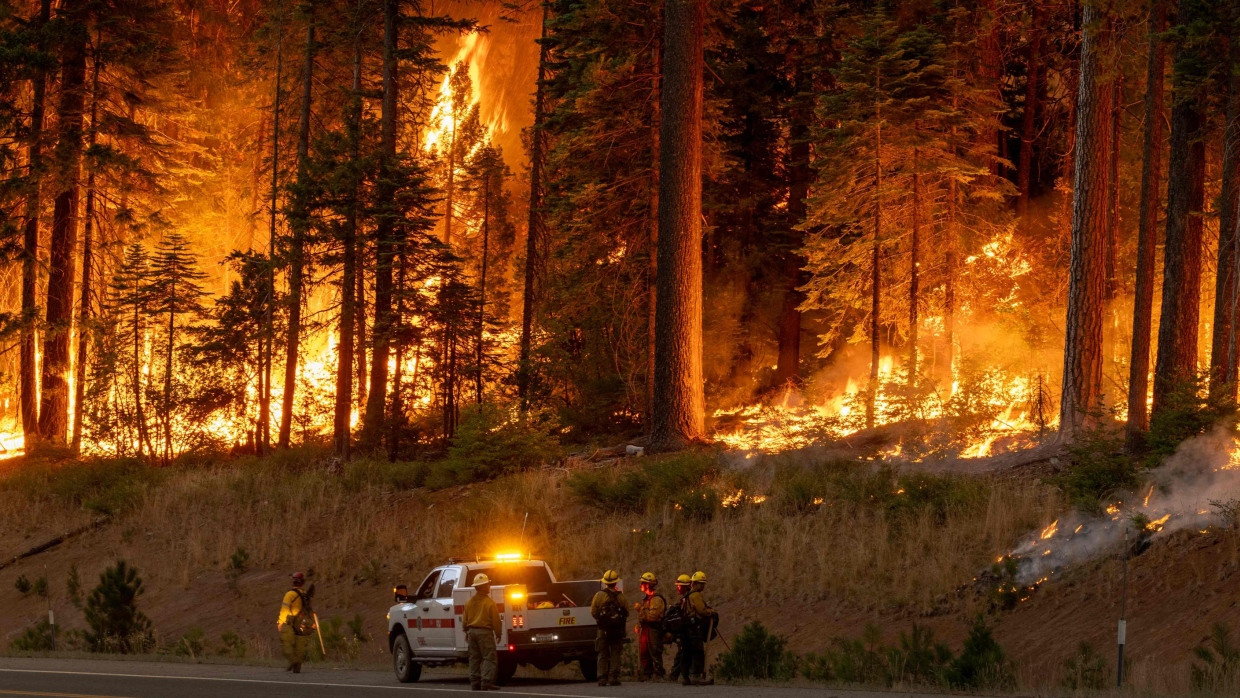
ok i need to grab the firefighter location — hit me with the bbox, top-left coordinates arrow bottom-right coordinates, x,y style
668,573 -> 692,683
683,570 -> 717,686
590,569 -> 629,687
276,572 -> 312,673
463,573 -> 503,691
634,571 -> 667,681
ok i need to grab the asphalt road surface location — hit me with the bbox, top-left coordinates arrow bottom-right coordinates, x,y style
0,658 -> 968,698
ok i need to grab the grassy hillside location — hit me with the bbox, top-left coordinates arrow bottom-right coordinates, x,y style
1,445 -> 1237,693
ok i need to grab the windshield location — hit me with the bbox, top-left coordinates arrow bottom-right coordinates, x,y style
468,564 -> 553,593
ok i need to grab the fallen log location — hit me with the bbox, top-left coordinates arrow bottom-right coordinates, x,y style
0,517 -> 109,571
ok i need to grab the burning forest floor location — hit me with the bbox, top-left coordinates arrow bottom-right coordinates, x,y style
1,431 -> 1239,694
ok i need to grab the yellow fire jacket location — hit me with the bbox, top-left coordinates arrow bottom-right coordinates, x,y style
463,592 -> 502,636
278,589 -> 304,626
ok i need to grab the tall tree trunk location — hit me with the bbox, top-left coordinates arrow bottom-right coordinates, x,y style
776,60 -> 810,389
1105,66 -> 1123,301
1059,2 -> 1112,437
361,0 -> 399,449
163,286 -> 176,465
909,160 -> 920,383
260,26 -> 284,456
476,176 -> 490,405
20,0 -> 51,448
649,0 -> 704,451
981,0 -> 1002,175
279,5 -> 316,449
71,45 -> 101,455
40,0 -> 90,443
1017,0 -> 1045,232
1211,1 -> 1240,402
1126,0 -> 1167,448
518,1 -> 549,409
355,239 -> 368,410
867,68 -> 883,431
444,119 -> 457,246
334,0 -> 364,460
1152,0 -> 1208,418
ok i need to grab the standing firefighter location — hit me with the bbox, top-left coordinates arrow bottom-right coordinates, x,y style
667,573 -> 692,683
463,573 -> 502,691
635,571 -> 667,681
683,570 -> 717,686
590,569 -> 629,687
276,572 -> 314,673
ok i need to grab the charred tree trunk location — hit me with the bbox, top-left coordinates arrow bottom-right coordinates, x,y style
476,176 -> 490,405
1211,2 -> 1240,402
867,68 -> 883,430
1152,1 -> 1208,419
909,161 -> 921,383
71,46 -> 101,455
1126,0 -> 1167,448
279,3 -> 316,449
361,0 -> 399,450
1104,68 -> 1123,301
20,0 -> 51,447
650,0 -> 704,451
40,0 -> 90,444
1017,0 -> 1045,232
334,1 -> 364,460
518,2 -> 549,409
776,61 -> 810,389
1059,2 -> 1112,438
259,27 -> 284,456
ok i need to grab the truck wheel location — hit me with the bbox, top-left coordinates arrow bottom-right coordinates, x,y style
496,655 -> 518,686
392,635 -> 421,683
578,656 -> 598,682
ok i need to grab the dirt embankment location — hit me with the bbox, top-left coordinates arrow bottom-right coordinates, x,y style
0,449 -> 1236,694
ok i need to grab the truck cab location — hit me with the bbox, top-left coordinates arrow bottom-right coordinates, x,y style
387,555 -> 607,684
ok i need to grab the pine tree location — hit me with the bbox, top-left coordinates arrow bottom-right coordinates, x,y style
84,560 -> 153,654
108,244 -> 154,457
144,232 -> 208,464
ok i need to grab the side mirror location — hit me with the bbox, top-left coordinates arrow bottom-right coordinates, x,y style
394,584 -> 409,603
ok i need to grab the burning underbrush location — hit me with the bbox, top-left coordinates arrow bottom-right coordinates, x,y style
994,423 -> 1240,592
712,358 -> 1054,463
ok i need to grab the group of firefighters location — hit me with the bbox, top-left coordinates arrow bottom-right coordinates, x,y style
275,568 -> 718,690
591,569 -> 717,688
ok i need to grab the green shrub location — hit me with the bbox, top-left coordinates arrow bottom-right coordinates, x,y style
888,624 -> 953,685
1145,377 -> 1235,463
825,625 -> 891,685
355,559 -> 382,586
713,622 -> 798,681
432,403 -> 561,486
67,564 -> 82,608
988,557 -> 1034,611
172,626 -> 206,658
84,559 -> 154,653
567,452 -> 718,514
14,574 -> 31,595
342,458 -> 431,491
768,460 -> 987,524
0,458 -> 163,515
1193,623 -> 1240,693
10,619 -> 56,652
945,617 -> 1013,690
1061,641 -> 1108,691
313,614 -> 365,661
33,575 -> 48,598
226,547 -> 249,593
1049,429 -> 1143,514
218,631 -> 247,658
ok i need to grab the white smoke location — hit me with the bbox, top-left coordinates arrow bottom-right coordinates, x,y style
1007,424 -> 1240,585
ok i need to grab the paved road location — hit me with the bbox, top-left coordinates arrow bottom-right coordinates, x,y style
0,657 -> 965,698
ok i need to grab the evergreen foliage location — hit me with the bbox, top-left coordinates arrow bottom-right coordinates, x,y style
84,559 -> 154,654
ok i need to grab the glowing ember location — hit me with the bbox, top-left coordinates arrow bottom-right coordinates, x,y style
1039,519 -> 1058,540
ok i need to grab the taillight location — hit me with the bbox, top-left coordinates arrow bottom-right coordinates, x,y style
511,614 -> 524,629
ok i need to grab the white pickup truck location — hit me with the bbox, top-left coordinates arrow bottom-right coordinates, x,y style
386,555 -> 608,685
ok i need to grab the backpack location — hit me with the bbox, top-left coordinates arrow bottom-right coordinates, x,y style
594,590 -> 626,637
662,597 -> 686,634
288,589 -> 316,637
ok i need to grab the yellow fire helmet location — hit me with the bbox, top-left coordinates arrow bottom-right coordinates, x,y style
676,574 -> 691,585
691,571 -> 707,583
601,569 -> 621,585
471,573 -> 491,587
640,572 -> 657,584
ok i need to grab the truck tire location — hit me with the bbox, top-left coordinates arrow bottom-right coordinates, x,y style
496,655 -> 518,686
392,635 -> 421,683
578,656 -> 598,682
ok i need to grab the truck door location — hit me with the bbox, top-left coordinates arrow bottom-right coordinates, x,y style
424,566 -> 460,648
410,570 -> 441,652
